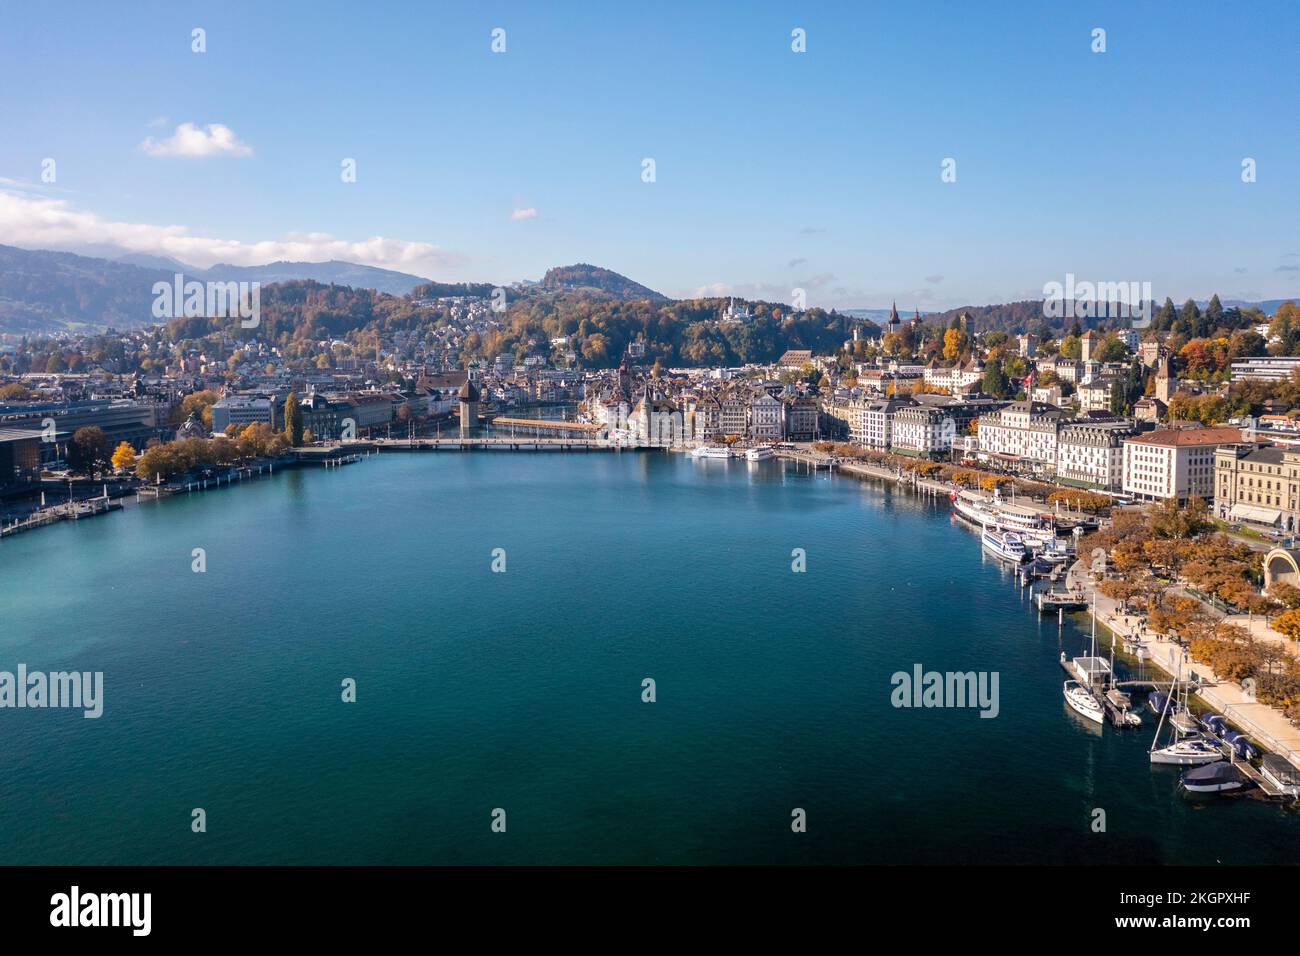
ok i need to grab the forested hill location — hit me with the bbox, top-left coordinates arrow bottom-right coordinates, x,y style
539,264 -> 668,301
157,281 -> 857,369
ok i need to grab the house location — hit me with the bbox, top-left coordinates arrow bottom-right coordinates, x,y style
1122,426 -> 1243,504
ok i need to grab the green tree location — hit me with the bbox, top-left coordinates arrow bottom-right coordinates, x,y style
981,358 -> 1010,398
284,392 -> 304,447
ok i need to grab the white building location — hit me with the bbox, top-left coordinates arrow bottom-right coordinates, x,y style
1056,420 -> 1138,491
976,401 -> 1065,474
1121,426 -> 1243,504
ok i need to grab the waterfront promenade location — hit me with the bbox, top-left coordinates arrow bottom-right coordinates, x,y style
1067,560 -> 1300,767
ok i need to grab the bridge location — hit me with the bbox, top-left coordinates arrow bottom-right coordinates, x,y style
304,437 -> 665,454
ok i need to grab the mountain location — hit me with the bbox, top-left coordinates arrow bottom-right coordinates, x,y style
538,263 -> 667,301
199,260 -> 429,295
0,245 -> 434,333
0,244 -> 173,334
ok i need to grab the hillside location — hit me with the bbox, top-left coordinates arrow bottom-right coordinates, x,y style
539,263 -> 667,301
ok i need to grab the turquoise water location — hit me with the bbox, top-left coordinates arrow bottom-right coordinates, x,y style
0,451 -> 1296,865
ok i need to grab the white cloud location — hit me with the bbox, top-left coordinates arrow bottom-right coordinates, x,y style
140,122 -> 253,158
0,188 -> 468,278
510,207 -> 538,221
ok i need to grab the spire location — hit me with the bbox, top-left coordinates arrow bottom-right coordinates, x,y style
889,301 -> 899,323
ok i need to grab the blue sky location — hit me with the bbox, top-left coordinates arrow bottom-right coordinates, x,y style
1,0 -> 1297,309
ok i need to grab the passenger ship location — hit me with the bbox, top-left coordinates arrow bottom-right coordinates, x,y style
950,488 -> 1056,541
691,445 -> 734,459
745,445 -> 776,461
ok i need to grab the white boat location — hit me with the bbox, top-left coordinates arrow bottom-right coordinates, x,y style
950,488 -> 1056,538
1150,736 -> 1224,766
1260,754 -> 1300,796
981,529 -> 1029,563
691,445 -> 733,459
1150,660 -> 1222,765
1064,680 -> 1105,724
745,445 -> 775,461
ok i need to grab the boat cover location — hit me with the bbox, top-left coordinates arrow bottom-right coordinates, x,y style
1183,763 -> 1242,785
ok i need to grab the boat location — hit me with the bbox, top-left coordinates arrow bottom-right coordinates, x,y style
1106,687 -> 1143,727
1150,736 -> 1224,766
1036,588 -> 1088,612
1180,762 -> 1247,794
691,445 -> 733,459
1064,680 -> 1105,724
950,488 -> 1057,538
1150,660 -> 1224,765
1220,730 -> 1258,761
981,529 -> 1029,564
1260,754 -> 1300,797
745,445 -> 775,461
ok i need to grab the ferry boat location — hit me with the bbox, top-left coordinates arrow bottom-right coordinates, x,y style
745,445 -> 775,461
950,488 -> 1057,539
690,445 -> 733,459
981,529 -> 1029,563
1063,680 -> 1104,724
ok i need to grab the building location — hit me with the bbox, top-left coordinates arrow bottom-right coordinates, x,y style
1121,426 -> 1243,504
891,405 -> 954,458
1133,396 -> 1166,424
1213,443 -> 1300,531
976,401 -> 1066,474
1080,330 -> 1100,363
1076,375 -> 1120,414
748,391 -> 783,439
1056,420 -> 1139,490
1017,333 -> 1038,358
777,350 -> 813,372
1230,356 -> 1300,383
853,397 -> 913,449
0,428 -> 45,491
211,394 -> 278,433
923,358 -> 983,393
458,377 -> 480,434
1154,355 -> 1178,403
782,395 -> 819,441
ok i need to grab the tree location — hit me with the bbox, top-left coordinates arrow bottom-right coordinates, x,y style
1273,609 -> 1300,642
981,358 -> 1010,398
110,441 -> 137,473
68,426 -> 110,475
283,392 -> 304,447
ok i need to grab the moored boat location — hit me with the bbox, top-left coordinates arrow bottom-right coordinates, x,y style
691,445 -> 733,459
1260,754 -> 1300,797
745,445 -> 775,461
981,529 -> 1029,564
1064,680 -> 1104,724
1181,762 -> 1247,794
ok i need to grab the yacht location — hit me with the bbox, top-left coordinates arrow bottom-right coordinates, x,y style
1150,663 -> 1224,766
1064,680 -> 1105,724
745,445 -> 775,461
981,529 -> 1029,564
691,445 -> 733,459
1150,736 -> 1224,766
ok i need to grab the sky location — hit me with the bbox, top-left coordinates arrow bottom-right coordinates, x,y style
0,0 -> 1297,310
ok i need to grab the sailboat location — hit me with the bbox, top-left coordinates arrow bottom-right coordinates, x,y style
1149,659 -> 1223,766
1063,679 -> 1105,723
1106,625 -> 1142,727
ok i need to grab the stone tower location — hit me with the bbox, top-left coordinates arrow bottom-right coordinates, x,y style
458,376 -> 480,435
